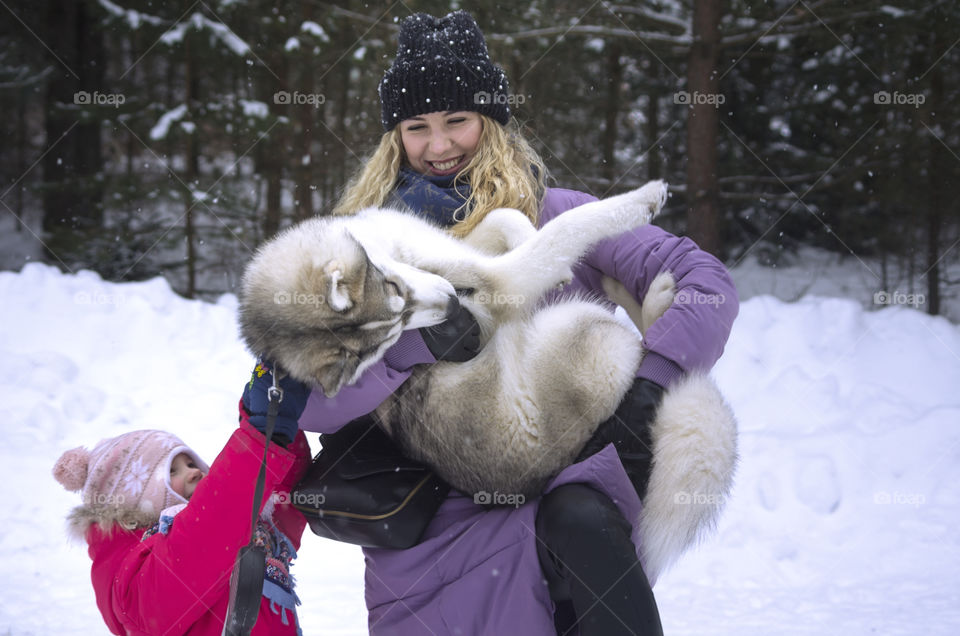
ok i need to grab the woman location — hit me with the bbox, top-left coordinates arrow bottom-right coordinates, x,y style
249,10 -> 738,635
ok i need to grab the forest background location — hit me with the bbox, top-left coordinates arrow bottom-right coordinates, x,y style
2,0 -> 957,316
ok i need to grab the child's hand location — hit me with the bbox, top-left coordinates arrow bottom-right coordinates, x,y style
242,359 -> 311,446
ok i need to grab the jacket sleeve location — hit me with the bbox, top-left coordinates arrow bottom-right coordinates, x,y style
109,422 -> 302,634
270,429 -> 313,549
297,329 -> 435,433
541,188 -> 739,387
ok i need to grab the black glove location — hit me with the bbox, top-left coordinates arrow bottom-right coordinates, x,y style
576,378 -> 664,500
419,302 -> 482,362
241,359 -> 310,447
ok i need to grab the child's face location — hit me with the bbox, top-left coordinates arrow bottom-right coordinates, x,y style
170,453 -> 205,500
400,111 -> 483,177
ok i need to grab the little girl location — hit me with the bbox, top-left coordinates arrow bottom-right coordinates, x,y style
53,403 -> 311,635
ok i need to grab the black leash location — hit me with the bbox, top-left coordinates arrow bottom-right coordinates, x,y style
222,367 -> 282,636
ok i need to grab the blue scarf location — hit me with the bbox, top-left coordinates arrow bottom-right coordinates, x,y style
391,168 -> 472,227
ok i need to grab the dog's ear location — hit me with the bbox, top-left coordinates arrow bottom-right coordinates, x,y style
323,261 -> 352,312
312,349 -> 359,398
306,233 -> 368,314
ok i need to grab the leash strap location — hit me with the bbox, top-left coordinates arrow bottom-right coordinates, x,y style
222,364 -> 283,636
250,367 -> 282,534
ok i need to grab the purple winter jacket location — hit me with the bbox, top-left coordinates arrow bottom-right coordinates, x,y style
298,188 -> 739,634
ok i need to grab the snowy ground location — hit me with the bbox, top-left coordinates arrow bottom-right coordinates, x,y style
2,260 -> 959,635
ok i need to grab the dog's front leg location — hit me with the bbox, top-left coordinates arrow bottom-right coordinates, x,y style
461,208 -> 538,254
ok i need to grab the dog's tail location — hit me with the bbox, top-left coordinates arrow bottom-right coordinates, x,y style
639,372 -> 738,584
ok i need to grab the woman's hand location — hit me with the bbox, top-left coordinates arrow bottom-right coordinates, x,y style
576,378 -> 664,499
419,303 -> 482,362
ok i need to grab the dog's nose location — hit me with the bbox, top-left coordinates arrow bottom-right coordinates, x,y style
444,294 -> 461,321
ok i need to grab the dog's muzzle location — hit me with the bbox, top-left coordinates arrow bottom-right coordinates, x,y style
443,295 -> 461,321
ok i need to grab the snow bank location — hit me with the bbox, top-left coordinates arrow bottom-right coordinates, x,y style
2,263 -> 958,634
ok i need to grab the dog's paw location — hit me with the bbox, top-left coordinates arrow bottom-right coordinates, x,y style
613,180 -> 668,229
636,180 -> 668,218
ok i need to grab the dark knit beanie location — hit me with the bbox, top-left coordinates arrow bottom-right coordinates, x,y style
379,11 -> 511,131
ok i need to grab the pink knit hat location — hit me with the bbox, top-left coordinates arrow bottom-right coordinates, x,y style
53,430 -> 209,532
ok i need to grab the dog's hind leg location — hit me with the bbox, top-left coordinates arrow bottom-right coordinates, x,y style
602,271 -> 675,336
483,181 -> 668,316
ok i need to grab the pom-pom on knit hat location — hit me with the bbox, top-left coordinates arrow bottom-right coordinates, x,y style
379,10 -> 511,131
53,429 -> 209,537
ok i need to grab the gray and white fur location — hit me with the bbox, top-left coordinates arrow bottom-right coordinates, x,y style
239,180 -> 737,581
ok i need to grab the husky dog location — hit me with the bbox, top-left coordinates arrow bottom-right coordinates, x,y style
240,180 -> 737,580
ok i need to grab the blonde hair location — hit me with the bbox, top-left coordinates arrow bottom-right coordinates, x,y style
332,115 -> 548,237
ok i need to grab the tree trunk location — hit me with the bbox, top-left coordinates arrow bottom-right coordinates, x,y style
335,50 -> 352,210
685,0 -> 722,256
183,31 -> 199,298
646,66 -> 662,180
601,44 -> 622,188
293,2 -> 315,221
262,50 -> 288,239
15,81 -> 27,224
41,0 -> 105,262
924,39 -> 943,316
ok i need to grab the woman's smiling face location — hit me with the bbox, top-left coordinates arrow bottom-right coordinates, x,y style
399,111 -> 483,176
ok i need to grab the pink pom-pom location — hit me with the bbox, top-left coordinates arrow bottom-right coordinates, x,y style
53,447 -> 89,492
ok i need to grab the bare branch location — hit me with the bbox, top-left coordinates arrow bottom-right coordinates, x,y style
721,4 -> 884,48
0,65 -> 54,89
487,24 -> 692,47
718,171 -> 832,186
605,4 -> 689,34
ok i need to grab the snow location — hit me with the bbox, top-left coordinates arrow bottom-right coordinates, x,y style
239,99 -> 270,119
3,262 -> 960,634
97,0 -> 166,29
880,5 -> 908,19
149,104 -> 187,141
301,21 -> 330,43
160,13 -> 251,57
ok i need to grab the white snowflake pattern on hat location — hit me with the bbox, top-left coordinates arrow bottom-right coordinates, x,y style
122,457 -> 150,496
